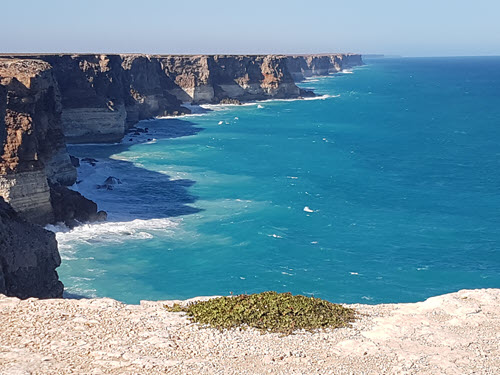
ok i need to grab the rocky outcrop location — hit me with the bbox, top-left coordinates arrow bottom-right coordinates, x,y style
50,184 -> 107,228
285,53 -> 363,81
0,59 -> 77,224
0,197 -> 63,299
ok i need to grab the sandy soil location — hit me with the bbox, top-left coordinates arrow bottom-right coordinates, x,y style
0,289 -> 499,374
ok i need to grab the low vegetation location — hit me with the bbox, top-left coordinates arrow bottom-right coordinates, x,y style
165,291 -> 356,334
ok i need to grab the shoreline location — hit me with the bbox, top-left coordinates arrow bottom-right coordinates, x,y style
1,288 -> 498,374
50,70 -> 356,302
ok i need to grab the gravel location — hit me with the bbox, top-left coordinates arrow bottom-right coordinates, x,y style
0,289 -> 499,374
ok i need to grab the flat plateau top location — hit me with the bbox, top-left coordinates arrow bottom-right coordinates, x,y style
0,288 -> 498,374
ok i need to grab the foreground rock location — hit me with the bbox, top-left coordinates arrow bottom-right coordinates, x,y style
0,289 -> 498,374
0,197 -> 63,299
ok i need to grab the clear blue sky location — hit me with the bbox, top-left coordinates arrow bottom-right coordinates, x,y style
1,0 -> 499,56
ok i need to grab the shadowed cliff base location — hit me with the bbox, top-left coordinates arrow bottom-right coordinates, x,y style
0,197 -> 63,299
67,118 -> 204,222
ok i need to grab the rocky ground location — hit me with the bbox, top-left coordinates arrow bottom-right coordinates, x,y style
0,289 -> 498,374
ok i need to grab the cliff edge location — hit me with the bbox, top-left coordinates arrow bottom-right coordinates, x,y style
0,289 -> 497,373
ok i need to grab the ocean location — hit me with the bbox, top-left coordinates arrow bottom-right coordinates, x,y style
51,57 -> 500,304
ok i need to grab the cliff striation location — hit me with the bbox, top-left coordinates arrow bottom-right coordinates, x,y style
0,59 -> 75,224
0,197 -> 63,298
0,58 -> 103,225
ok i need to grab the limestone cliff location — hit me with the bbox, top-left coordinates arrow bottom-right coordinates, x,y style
285,53 -> 363,81
159,55 -> 306,104
0,59 -> 77,224
3,54 -> 347,143
0,59 -> 102,226
0,197 -> 63,299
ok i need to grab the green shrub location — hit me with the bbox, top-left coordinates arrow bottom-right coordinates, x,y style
165,291 -> 355,334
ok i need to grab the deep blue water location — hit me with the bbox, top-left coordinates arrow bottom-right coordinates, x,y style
55,57 -> 500,304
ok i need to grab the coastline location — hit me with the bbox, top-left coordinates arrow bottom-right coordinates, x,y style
1,288 -> 498,374
51,71 -> 355,301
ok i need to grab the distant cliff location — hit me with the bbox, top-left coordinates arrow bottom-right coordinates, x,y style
2,54 -> 362,144
285,54 -> 363,81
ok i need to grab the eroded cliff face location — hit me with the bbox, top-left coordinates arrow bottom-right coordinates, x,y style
0,59 -> 77,224
0,59 -> 103,227
2,53 -> 363,144
285,53 -> 363,81
0,197 -> 63,299
4,54 -> 329,143
159,55 -> 304,104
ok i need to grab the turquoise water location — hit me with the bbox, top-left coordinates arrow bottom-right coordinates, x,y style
56,57 -> 500,304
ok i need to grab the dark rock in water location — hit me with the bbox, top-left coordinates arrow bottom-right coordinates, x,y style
129,138 -> 133,142
96,210 -> 107,221
97,176 -> 122,190
70,155 -> 80,168
135,127 -> 146,133
133,131 -> 141,136
81,158 -> 98,166
50,184 -> 106,228
0,197 -> 63,299
104,176 -> 122,185
219,97 -> 242,105
299,88 -> 316,98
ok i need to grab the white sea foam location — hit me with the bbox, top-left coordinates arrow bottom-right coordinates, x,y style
199,102 -> 257,111
258,94 -> 339,104
46,218 -> 179,247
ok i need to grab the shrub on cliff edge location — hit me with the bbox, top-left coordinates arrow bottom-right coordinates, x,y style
165,291 -> 355,334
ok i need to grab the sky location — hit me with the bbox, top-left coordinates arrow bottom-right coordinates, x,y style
1,0 -> 499,57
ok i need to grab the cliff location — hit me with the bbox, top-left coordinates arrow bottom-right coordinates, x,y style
2,54 -> 362,144
0,59 -> 76,224
0,58 -> 103,225
285,53 -> 363,81
0,197 -> 63,298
